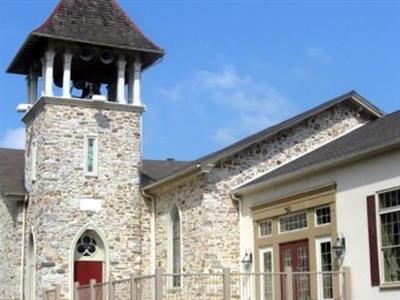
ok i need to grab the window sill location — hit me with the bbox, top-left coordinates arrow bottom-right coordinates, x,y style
85,174 -> 98,178
380,283 -> 400,290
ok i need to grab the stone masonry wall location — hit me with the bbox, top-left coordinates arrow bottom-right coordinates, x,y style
0,193 -> 24,300
24,99 -> 143,299
150,103 -> 374,274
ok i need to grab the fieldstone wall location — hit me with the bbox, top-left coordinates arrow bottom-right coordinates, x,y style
24,99 -> 143,299
150,103 -> 374,274
0,193 -> 24,300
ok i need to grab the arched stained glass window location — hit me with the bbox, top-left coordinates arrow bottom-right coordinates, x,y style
171,205 -> 181,287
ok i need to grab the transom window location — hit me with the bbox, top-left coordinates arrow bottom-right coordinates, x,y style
379,189 -> 400,283
279,211 -> 308,233
76,235 -> 97,257
259,220 -> 272,237
316,206 -> 331,226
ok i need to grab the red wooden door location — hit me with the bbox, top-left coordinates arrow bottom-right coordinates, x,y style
280,240 -> 310,300
74,261 -> 103,285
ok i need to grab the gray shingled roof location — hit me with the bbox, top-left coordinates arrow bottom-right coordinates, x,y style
237,110 -> 400,191
0,148 -> 26,195
143,91 -> 385,190
8,0 -> 164,74
0,147 -> 189,193
141,160 -> 192,187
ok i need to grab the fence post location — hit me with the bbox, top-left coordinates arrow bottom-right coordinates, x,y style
285,266 -> 294,300
109,277 -> 115,300
55,284 -> 61,300
155,268 -> 163,300
74,282 -> 80,300
223,268 -> 231,300
343,266 -> 352,300
130,273 -> 137,300
89,279 -> 96,300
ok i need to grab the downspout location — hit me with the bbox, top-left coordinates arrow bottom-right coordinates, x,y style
229,192 -> 248,272
141,190 -> 157,273
20,194 -> 29,300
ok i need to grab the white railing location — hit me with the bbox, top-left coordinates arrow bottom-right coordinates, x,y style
43,267 -> 351,300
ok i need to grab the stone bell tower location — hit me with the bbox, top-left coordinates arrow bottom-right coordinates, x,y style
7,0 -> 164,298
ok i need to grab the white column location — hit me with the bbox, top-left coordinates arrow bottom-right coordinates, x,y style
30,71 -> 38,103
41,49 -> 56,97
62,50 -> 73,98
116,57 -> 127,104
26,69 -> 38,104
133,56 -> 142,106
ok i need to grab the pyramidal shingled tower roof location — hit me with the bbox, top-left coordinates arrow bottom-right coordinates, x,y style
8,0 -> 164,74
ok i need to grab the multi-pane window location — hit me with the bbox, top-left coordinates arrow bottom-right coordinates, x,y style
316,206 -> 331,226
379,189 -> 400,283
259,220 -> 272,237
85,136 -> 98,175
318,240 -> 333,299
297,245 -> 310,300
279,211 -> 308,233
261,248 -> 273,300
171,205 -> 181,287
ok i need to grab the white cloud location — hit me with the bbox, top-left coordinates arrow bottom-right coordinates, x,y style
159,65 -> 297,146
304,47 -> 333,63
0,127 -> 25,149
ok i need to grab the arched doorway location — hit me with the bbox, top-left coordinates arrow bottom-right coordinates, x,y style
74,230 -> 105,285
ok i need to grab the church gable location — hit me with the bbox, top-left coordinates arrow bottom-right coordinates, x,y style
148,92 -> 382,274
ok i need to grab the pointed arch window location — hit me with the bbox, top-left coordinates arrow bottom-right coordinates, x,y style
171,205 -> 181,287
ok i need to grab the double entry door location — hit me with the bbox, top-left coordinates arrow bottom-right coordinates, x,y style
280,239 -> 310,300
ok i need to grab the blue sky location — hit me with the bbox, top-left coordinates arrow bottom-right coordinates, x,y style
1,0 -> 399,160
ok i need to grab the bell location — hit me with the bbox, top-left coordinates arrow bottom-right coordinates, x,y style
100,49 -> 114,64
79,47 -> 94,61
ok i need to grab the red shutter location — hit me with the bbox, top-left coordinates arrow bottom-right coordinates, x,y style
366,194 -> 380,286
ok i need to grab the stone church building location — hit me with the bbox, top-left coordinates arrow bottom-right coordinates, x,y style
1,1 -> 400,300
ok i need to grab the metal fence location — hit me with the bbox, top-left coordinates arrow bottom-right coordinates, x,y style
43,267 -> 351,300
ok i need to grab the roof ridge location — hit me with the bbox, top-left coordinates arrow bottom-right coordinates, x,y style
0,147 -> 25,152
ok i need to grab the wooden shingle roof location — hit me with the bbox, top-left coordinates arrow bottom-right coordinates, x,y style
0,148 -> 26,195
7,0 -> 164,74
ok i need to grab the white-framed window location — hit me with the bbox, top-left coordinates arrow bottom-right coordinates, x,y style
84,136 -> 98,176
279,211 -> 308,233
259,220 -> 272,237
316,237 -> 333,300
378,188 -> 400,283
315,206 -> 331,226
259,247 -> 274,300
